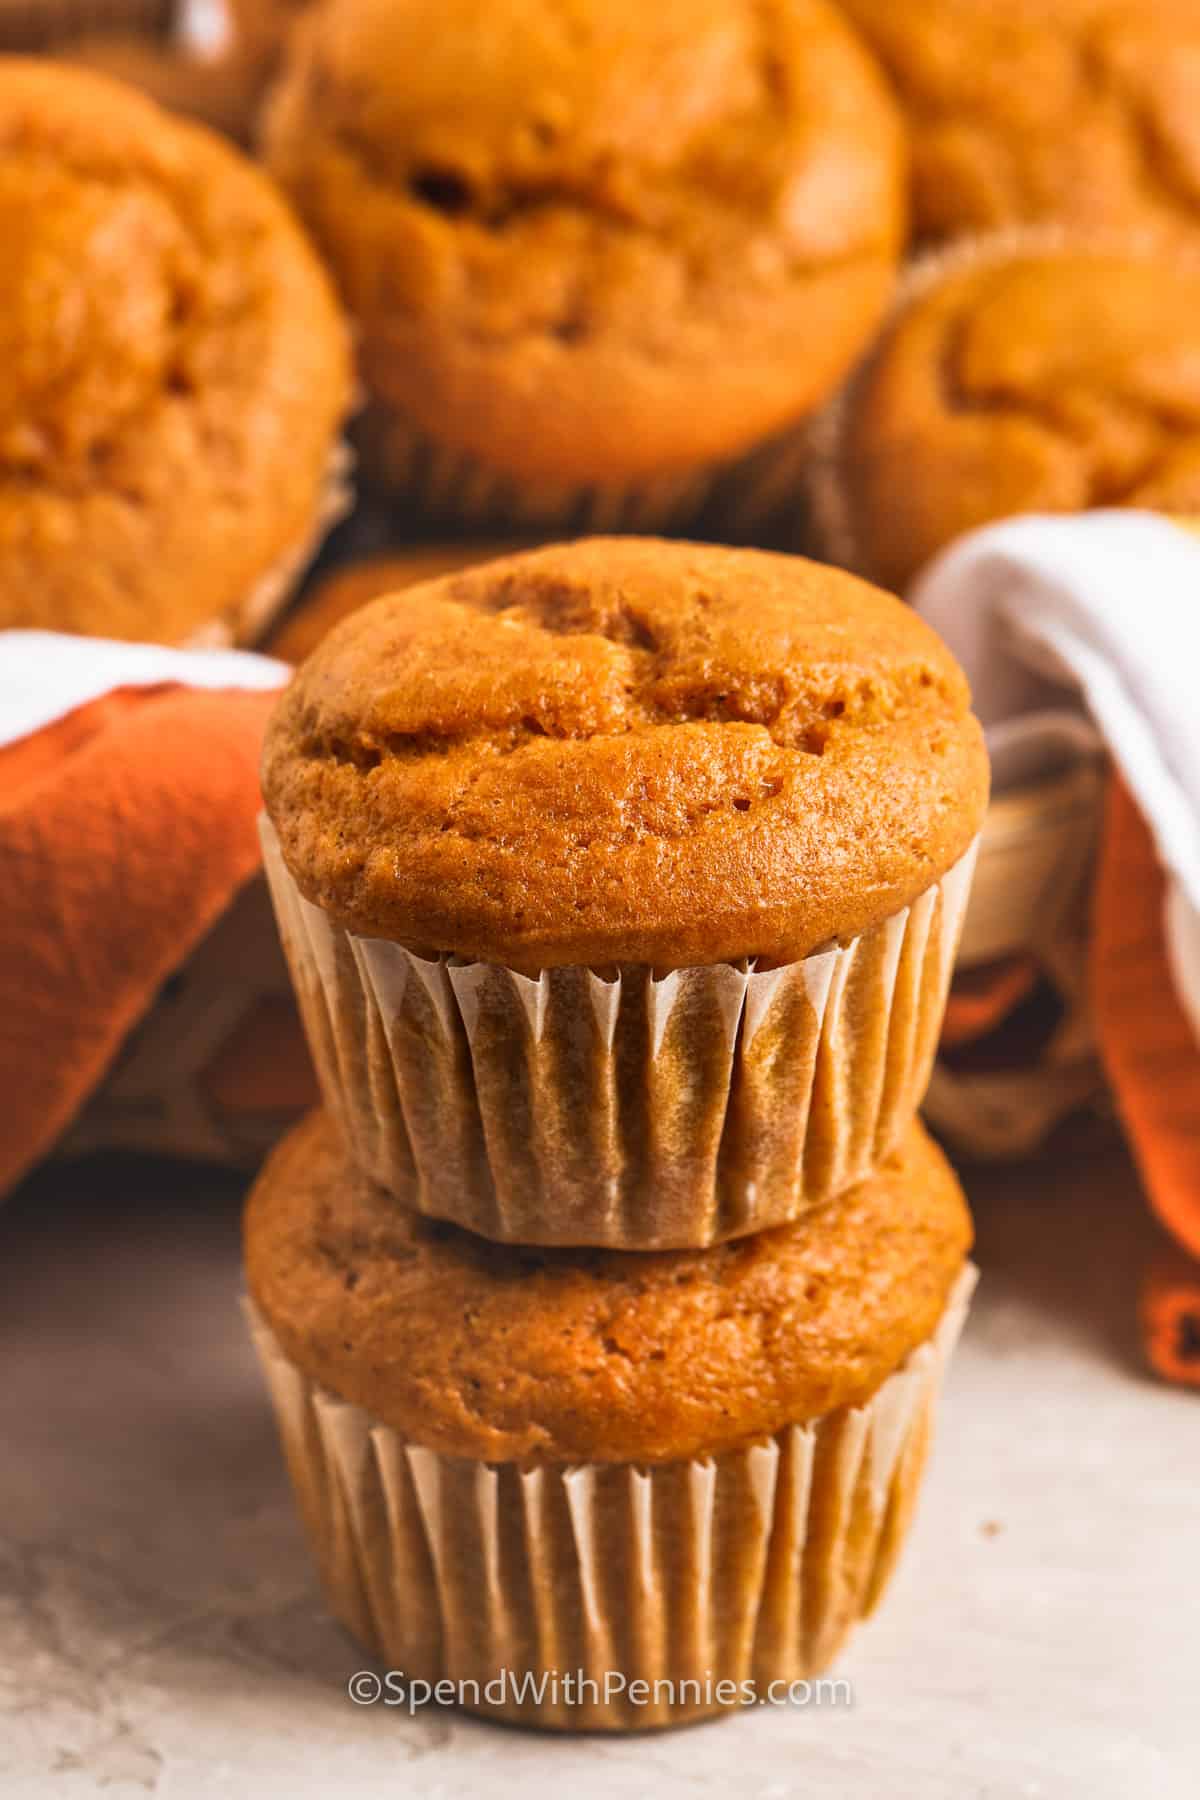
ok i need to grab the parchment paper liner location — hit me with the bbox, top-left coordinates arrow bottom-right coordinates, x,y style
0,0 -> 173,48
261,818 -> 978,1248
356,402 -> 728,536
805,226 -> 1169,580
245,1265 -> 974,1731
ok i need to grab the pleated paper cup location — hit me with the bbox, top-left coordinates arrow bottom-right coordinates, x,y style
0,0 -> 173,49
245,1266 -> 974,1732
261,818 -> 978,1249
355,402 -> 728,536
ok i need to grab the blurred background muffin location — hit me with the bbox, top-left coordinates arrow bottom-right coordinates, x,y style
0,57 -> 352,643
813,233 -> 1200,593
261,0 -> 908,532
836,0 -> 1200,245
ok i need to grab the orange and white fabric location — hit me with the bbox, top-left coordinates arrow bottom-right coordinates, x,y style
912,512 -> 1200,1387
0,630 -> 287,1198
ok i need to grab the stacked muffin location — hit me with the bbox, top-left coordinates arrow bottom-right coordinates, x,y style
245,537 -> 989,1729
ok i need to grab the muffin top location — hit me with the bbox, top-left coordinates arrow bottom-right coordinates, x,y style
833,241 -> 1200,593
245,1111 -> 973,1464
261,0 -> 906,484
269,542 -> 535,663
263,538 -> 989,969
0,58 -> 351,642
838,0 -> 1200,244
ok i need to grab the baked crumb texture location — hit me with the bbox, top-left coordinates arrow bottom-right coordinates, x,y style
0,59 -> 351,640
245,1109 -> 973,1464
262,0 -> 907,490
838,241 -> 1200,591
839,0 -> 1200,243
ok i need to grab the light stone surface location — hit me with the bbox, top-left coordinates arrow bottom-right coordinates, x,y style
1,1137 -> 1196,1798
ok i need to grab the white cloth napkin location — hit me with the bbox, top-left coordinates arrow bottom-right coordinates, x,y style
910,511 -> 1200,1040
177,0 -> 232,54
0,630 -> 288,750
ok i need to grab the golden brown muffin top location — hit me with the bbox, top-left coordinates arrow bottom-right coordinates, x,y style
835,240 -> 1200,594
245,1111 -> 973,1464
261,0 -> 906,484
0,58 -> 352,642
263,538 -> 989,968
838,0 -> 1200,245
269,543 -> 535,663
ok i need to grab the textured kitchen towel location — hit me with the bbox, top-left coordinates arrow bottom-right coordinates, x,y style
0,630 -> 287,1195
911,513 -> 1200,1385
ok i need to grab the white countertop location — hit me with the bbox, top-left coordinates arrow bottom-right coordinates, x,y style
1,1137 -> 1196,1798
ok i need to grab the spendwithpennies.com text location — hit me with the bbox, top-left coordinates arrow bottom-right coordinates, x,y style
346,1668 -> 854,1714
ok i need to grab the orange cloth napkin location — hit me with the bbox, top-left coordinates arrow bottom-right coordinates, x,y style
0,681 -> 279,1196
936,777 -> 1200,1386
0,560 -> 518,1193
1093,780 -> 1200,1387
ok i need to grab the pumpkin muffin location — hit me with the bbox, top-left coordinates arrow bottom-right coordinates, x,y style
0,58 -> 352,644
837,0 -> 1200,245
260,537 -> 988,1247
814,234 -> 1200,594
260,0 -> 907,531
245,1108 -> 976,1730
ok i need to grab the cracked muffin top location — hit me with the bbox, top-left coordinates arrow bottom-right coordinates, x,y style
831,240 -> 1200,593
260,0 -> 906,485
262,538 -> 988,969
837,0 -> 1200,244
0,58 -> 352,642
245,1110 -> 973,1463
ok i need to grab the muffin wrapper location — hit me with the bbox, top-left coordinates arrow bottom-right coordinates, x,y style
183,443 -> 353,650
356,403 -> 731,536
0,0 -> 174,48
806,225 -> 1166,578
261,819 -> 978,1248
245,1265 -> 974,1731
